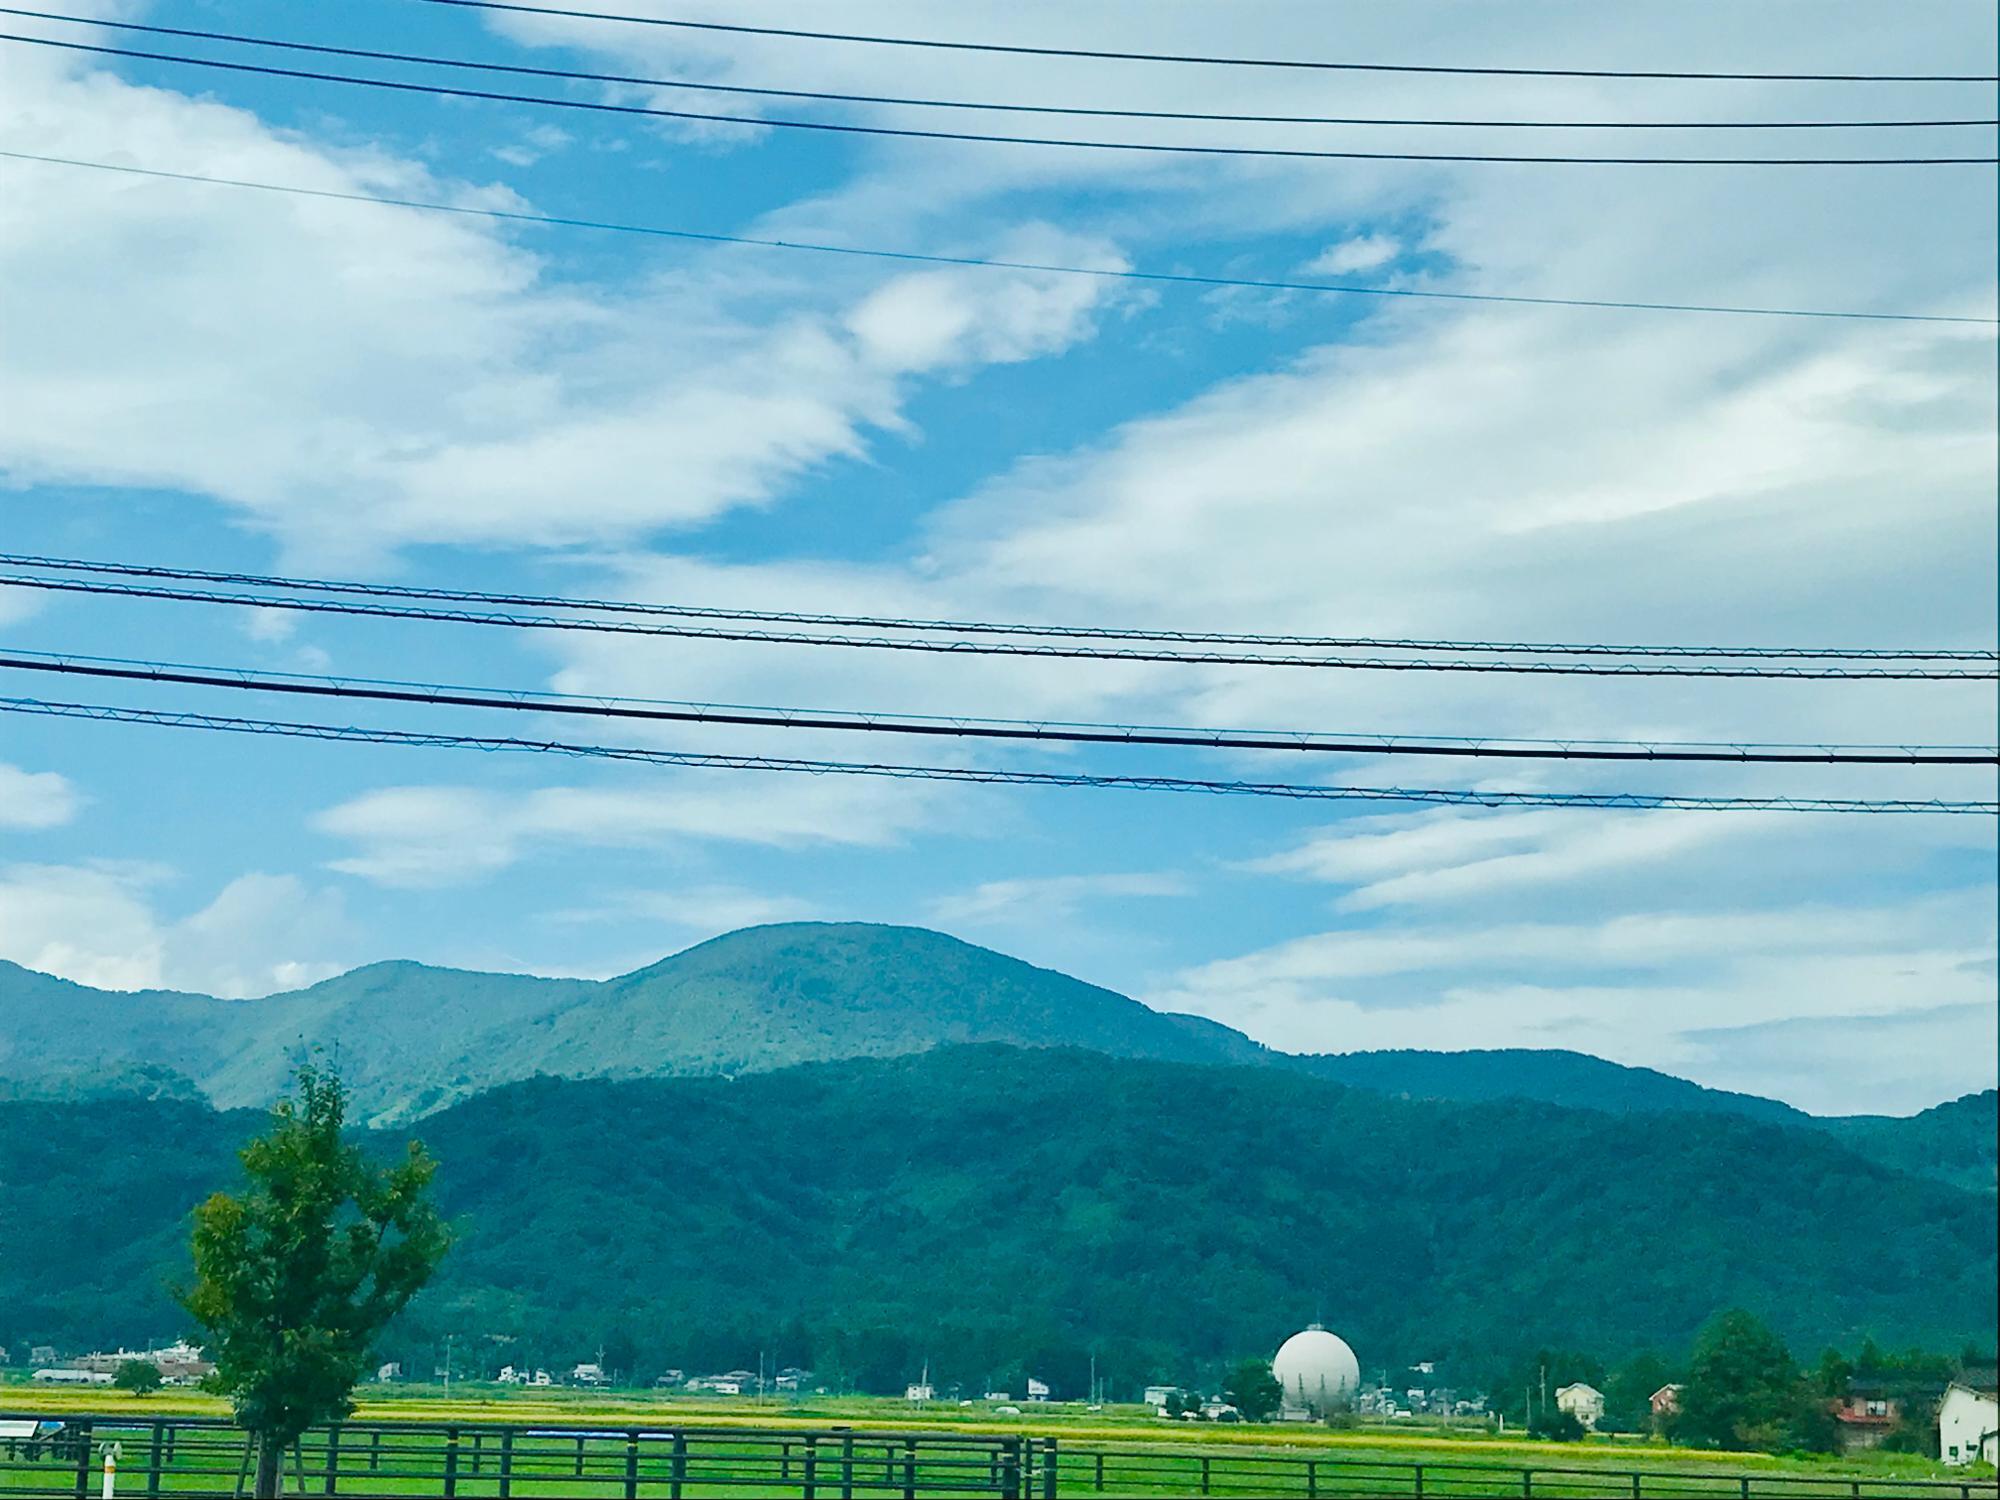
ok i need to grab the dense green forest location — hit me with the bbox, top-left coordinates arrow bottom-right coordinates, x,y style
2,1047 -> 1991,1398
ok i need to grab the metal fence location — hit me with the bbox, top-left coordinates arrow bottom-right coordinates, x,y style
1052,1443 -> 2000,1499
3,1416 -> 1996,1500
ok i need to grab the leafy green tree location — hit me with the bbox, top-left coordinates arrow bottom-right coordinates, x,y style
1529,1405 -> 1586,1442
1674,1309 -> 1832,1454
1604,1349 -> 1674,1434
180,1063 -> 449,1499
1223,1359 -> 1283,1421
113,1359 -> 162,1396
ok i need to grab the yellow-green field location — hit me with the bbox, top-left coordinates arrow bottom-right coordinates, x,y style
3,1380 -> 1987,1492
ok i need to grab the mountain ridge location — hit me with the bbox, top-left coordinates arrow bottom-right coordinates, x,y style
2,923 -> 1992,1191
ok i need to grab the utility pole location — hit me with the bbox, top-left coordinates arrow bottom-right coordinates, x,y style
444,1334 -> 454,1396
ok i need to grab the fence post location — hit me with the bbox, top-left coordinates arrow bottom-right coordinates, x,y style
1414,1462 -> 1424,1498
323,1425 -> 340,1495
1522,1469 -> 1533,1498
1041,1437 -> 1057,1500
1306,1457 -> 1317,1499
576,1435 -> 586,1479
1199,1452 -> 1211,1496
145,1422 -> 164,1499
1739,1479 -> 1749,1500
443,1426 -> 460,1500
70,1419 -> 93,1500
804,1434 -> 819,1500
624,1431 -> 641,1500
369,1432 -> 381,1473
839,1431 -> 854,1500
499,1429 -> 514,1500
1630,1472 -> 1641,1500
1095,1451 -> 1106,1494
669,1431 -> 686,1500
902,1437 -> 916,1500
1000,1437 -> 1021,1500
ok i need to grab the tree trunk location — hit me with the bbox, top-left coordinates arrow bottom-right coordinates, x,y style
254,1433 -> 284,1498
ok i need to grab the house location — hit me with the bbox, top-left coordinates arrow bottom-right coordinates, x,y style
1026,1378 -> 1051,1402
1939,1381 -> 1999,1467
1650,1385 -> 1682,1421
773,1368 -> 806,1392
497,1366 -> 526,1385
375,1362 -> 402,1383
1831,1381 -> 1905,1453
570,1363 -> 608,1387
905,1383 -> 935,1402
1555,1383 -> 1605,1430
529,1369 -> 553,1387
1142,1385 -> 1178,1408
29,1347 -> 56,1367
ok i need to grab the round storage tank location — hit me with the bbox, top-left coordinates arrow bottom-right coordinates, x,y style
1271,1325 -> 1359,1411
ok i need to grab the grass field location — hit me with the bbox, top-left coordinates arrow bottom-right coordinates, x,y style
4,1383 -> 1992,1498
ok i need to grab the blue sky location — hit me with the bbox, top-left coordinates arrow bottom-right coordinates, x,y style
0,1 -> 1994,1113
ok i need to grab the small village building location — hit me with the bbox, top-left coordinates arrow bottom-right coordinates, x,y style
1555,1383 -> 1605,1430
905,1383 -> 935,1402
1026,1378 -> 1051,1402
1830,1380 -> 1909,1453
1650,1385 -> 1682,1420
1141,1385 -> 1177,1408
1939,1382 -> 1999,1467
570,1363 -> 608,1387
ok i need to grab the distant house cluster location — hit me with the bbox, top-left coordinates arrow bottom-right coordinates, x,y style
29,1341 -> 213,1387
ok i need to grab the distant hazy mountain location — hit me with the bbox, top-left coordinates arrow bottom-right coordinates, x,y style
3,1048 -> 1992,1382
0,923 -> 1990,1193
1291,1049 -> 1808,1124
0,924 -> 1267,1123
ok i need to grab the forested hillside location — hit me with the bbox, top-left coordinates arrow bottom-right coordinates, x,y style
3,1048 -> 1991,1395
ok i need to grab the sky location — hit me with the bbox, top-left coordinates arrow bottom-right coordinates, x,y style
0,1 -> 1994,1115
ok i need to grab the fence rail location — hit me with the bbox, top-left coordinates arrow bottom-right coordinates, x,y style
2,1415 -> 1994,1500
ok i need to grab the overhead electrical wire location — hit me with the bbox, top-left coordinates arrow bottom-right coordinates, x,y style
4,696 -> 1990,814
7,554 -> 1993,665
6,11 -> 1991,131
6,152 -> 1990,326
5,34 -> 1991,165
407,0 -> 2000,85
7,650 -> 1991,765
6,572 -> 1994,680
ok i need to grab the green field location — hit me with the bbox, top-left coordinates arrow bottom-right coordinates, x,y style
3,1384 -> 1992,1498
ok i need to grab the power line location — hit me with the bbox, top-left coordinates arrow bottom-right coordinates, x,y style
8,649 -> 1990,765
6,34 -> 1991,166
5,694 -> 1989,814
9,10 -> 1991,132
7,572 -> 1994,680
409,0 -> 2000,85
7,152 -> 1991,326
8,554 -> 1993,664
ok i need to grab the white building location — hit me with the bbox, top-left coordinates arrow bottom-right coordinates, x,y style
1026,1378 -> 1051,1402
1555,1383 -> 1606,1431
1142,1385 -> 1178,1408
1939,1382 -> 1999,1467
1273,1326 -> 1360,1419
905,1383 -> 935,1402
571,1363 -> 608,1387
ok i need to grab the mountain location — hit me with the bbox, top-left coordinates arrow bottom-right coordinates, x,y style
1819,1091 -> 2000,1196
1,925 -> 1989,1191
0,925 -> 1267,1123
1291,1048 -> 1808,1124
2,1048 -> 1992,1390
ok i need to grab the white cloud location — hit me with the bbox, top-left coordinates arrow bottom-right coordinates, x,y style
1303,235 -> 1400,276
930,870 -> 1188,927
0,763 -> 81,829
0,864 -> 350,996
315,775 -> 945,889
0,48 -> 1127,562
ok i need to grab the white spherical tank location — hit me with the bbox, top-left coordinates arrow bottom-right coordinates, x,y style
1271,1325 -> 1359,1410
